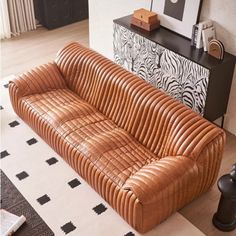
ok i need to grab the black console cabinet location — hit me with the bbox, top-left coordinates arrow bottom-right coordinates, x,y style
33,0 -> 88,29
113,15 -> 236,123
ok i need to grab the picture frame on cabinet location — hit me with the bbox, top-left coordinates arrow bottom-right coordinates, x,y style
152,0 -> 203,39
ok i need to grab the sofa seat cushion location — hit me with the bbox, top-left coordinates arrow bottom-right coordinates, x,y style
22,89 -> 159,186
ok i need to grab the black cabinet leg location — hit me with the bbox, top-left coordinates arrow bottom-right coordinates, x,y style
221,115 -> 225,128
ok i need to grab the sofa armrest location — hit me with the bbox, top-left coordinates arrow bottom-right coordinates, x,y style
123,156 -> 199,205
9,62 -> 67,99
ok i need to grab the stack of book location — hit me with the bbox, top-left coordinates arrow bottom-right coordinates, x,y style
131,8 -> 160,32
191,20 -> 216,52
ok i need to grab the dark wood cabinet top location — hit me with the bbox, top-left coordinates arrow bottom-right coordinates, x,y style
114,15 -> 235,70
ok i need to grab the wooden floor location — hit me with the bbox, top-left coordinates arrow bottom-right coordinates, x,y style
180,131 -> 236,236
1,20 -> 236,236
1,20 -> 89,78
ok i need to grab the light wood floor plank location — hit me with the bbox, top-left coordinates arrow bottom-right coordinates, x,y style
1,20 -> 89,78
180,131 -> 236,236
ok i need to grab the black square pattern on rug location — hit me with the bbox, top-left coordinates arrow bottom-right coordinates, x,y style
68,178 -> 81,188
93,203 -> 107,215
0,150 -> 10,159
8,120 -> 20,128
0,105 -> 3,110
37,194 -> 51,205
26,138 -> 38,145
16,171 -> 29,180
61,221 -> 76,234
3,83 -> 9,88
46,157 -> 58,165
124,232 -> 135,236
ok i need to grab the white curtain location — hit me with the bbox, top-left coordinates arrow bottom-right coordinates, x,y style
8,0 -> 36,36
0,0 -> 11,39
0,0 -> 36,39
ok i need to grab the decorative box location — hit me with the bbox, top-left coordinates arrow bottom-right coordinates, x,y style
133,8 -> 157,24
131,16 -> 160,31
132,8 -> 159,31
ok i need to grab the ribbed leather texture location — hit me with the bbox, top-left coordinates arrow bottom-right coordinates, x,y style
9,42 -> 226,233
55,43 -> 223,160
20,88 -> 158,186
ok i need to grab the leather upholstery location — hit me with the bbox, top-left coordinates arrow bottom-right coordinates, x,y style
9,42 -> 225,233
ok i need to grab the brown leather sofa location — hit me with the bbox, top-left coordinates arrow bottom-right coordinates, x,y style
9,42 -> 225,233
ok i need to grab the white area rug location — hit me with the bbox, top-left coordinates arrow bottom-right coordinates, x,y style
0,75 -> 205,236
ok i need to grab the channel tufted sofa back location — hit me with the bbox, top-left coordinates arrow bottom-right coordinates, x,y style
55,43 -> 224,160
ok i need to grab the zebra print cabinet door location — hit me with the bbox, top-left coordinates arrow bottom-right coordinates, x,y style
113,24 -> 210,115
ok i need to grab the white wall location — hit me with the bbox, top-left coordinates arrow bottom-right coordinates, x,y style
89,0 -> 236,135
200,0 -> 236,135
89,0 -> 149,59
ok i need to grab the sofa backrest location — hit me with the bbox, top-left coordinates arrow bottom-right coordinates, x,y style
55,43 -> 223,159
